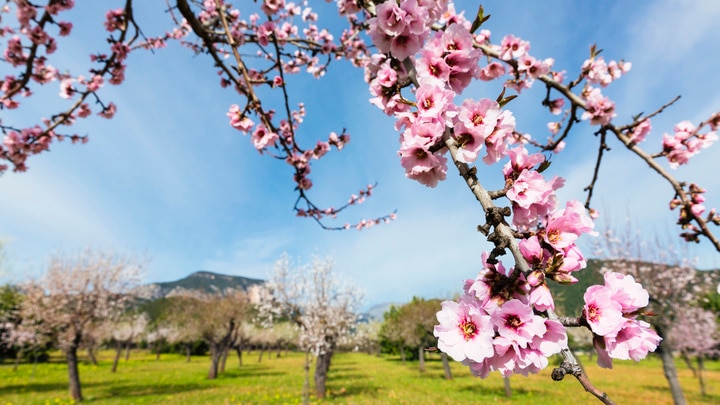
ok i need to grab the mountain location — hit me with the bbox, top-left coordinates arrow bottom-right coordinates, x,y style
136,270 -> 265,300
360,302 -> 397,323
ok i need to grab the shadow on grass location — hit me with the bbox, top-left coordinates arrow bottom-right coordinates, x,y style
0,381 -> 70,395
459,383 -> 539,397
89,381 -> 210,402
218,368 -> 287,379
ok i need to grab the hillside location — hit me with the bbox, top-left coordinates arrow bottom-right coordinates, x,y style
136,270 -> 265,300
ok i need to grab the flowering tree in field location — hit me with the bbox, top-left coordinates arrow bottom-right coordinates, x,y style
107,311 -> 148,372
667,306 -> 720,397
165,290 -> 251,379
18,249 -> 143,402
592,222 -> 717,404
260,255 -> 361,401
2,1 -> 720,403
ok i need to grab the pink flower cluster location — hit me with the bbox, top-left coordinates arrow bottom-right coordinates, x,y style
582,56 -> 631,87
662,120 -> 717,169
583,272 -> 661,368
434,254 -> 567,377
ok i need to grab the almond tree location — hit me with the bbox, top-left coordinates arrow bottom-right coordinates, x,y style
107,311 -> 148,372
3,2 -> 720,404
169,290 -> 251,379
591,221 -> 716,405
18,249 -> 143,402
667,306 -> 720,396
261,255 -> 362,401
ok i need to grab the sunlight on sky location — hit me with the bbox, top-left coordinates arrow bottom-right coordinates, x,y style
1,0 -> 719,306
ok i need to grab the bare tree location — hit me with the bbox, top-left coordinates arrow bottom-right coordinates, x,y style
19,249 -> 143,402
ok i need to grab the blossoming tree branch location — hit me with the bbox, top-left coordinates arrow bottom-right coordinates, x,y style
1,0 -> 719,403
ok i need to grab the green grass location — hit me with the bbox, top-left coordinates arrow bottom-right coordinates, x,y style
0,350 -> 718,404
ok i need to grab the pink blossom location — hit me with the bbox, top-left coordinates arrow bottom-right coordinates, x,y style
398,136 -> 447,187
434,296 -> 495,363
629,119 -> 651,143
227,104 -> 255,133
581,87 -> 616,126
499,35 -> 529,61
544,200 -> 595,250
583,285 -> 625,336
455,98 -> 500,139
529,284 -> 554,312
415,84 -> 456,125
602,272 -> 648,313
502,146 -> 545,180
251,124 -> 279,150
491,299 -> 547,347
482,109 -> 516,165
595,319 -> 661,369
478,62 -> 506,81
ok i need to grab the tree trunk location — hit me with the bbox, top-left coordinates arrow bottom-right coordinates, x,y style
207,344 -> 221,380
303,351 -> 311,405
656,327 -> 686,405
87,348 -> 98,366
418,346 -> 425,372
440,352 -> 452,380
65,346 -> 83,402
111,341 -> 122,373
400,345 -> 406,364
682,352 -> 697,377
219,345 -> 229,373
124,341 -> 131,361
12,349 -> 21,371
236,346 -> 243,367
185,343 -> 192,362
503,376 -> 512,398
155,342 -> 162,361
258,345 -> 265,363
314,350 -> 333,400
697,356 -> 706,396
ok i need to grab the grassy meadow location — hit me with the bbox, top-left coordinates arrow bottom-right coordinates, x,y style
0,349 -> 718,404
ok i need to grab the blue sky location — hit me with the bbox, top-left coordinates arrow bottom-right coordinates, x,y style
1,0 -> 720,307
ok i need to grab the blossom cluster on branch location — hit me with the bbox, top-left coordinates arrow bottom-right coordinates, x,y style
2,1 -> 720,403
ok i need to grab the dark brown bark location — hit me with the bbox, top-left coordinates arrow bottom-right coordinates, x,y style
440,352 -> 452,380
185,343 -> 192,362
219,346 -> 229,373
155,343 -> 162,361
66,345 -> 83,402
207,343 -> 221,379
236,346 -> 243,367
257,345 -> 265,363
111,341 -> 122,373
418,346 -> 425,372
124,341 -> 131,361
87,348 -> 98,366
314,350 -> 333,400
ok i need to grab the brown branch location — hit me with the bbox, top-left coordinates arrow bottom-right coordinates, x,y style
583,129 -> 609,209
552,361 -> 616,405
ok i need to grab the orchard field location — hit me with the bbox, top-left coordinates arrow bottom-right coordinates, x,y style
1,350 -> 718,405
